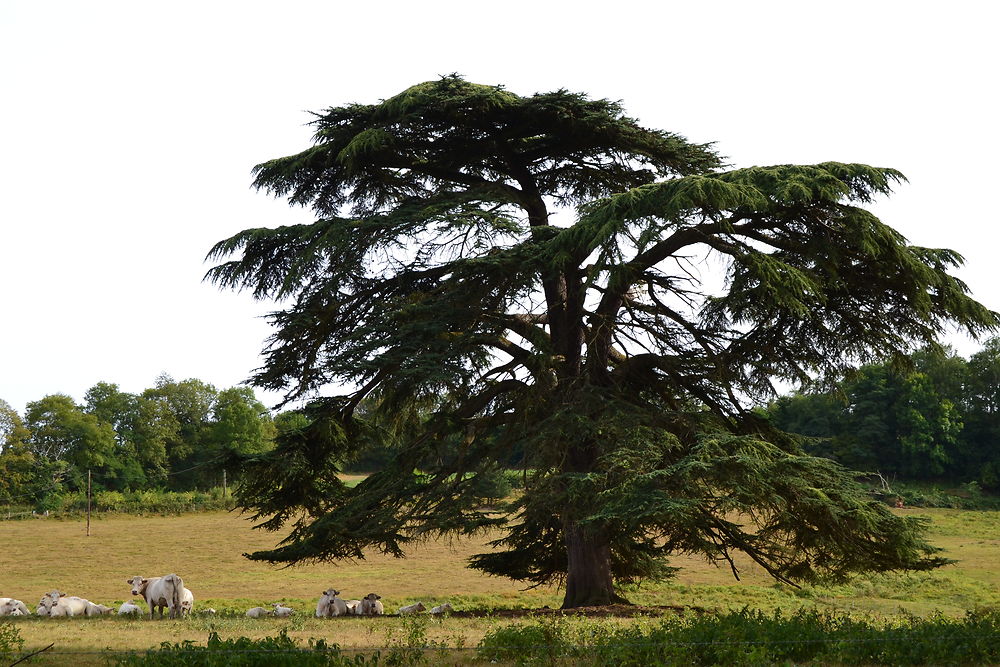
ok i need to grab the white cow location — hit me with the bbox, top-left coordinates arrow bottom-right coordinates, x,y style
429,603 -> 453,615
246,606 -> 269,618
398,602 -> 426,615
0,598 -> 29,616
272,603 -> 294,617
316,589 -> 348,617
358,593 -> 384,616
345,599 -> 362,615
179,587 -> 195,616
126,573 -> 185,619
118,601 -> 143,615
40,591 -> 91,617
84,602 -> 114,616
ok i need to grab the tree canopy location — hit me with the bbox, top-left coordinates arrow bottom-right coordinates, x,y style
208,76 -> 998,608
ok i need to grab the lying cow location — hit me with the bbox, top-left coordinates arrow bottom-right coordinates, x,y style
345,599 -> 362,615
398,602 -> 426,615
118,601 -> 143,615
316,589 -> 348,617
0,598 -> 29,616
272,603 -> 294,617
85,602 -> 114,616
429,603 -> 453,615
358,593 -> 384,616
126,573 -> 186,619
39,591 -> 92,617
246,606 -> 269,618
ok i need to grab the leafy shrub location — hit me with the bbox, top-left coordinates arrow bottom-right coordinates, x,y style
0,621 -> 24,661
95,490 -> 127,511
9,487 -> 236,518
113,630 -> 396,666
477,608 -> 1000,665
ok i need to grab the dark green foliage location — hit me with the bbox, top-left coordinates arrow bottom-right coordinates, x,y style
477,608 -> 1000,666
112,630 -> 396,666
209,76 -> 997,607
1,377 -> 276,507
768,342 -> 1000,490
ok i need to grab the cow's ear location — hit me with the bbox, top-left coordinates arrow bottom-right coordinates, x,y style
376,595 -> 381,599
141,578 -> 148,584
125,579 -> 131,584
59,593 -> 65,598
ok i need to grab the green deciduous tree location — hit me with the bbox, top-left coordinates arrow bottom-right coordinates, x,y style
208,77 -> 998,607
141,375 -> 217,486
24,394 -> 117,489
206,386 -> 276,487
0,398 -> 35,503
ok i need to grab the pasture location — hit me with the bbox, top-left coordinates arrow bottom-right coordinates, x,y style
0,507 -> 998,661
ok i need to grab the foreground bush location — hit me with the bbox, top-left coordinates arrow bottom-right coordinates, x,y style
477,608 -> 1000,665
111,630 -> 415,666
0,621 -> 24,661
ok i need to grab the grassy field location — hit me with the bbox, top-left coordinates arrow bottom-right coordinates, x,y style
1,507 -> 998,659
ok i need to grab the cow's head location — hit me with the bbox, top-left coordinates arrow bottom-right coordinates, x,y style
364,593 -> 381,601
38,591 -> 64,613
126,576 -> 148,596
322,588 -> 339,598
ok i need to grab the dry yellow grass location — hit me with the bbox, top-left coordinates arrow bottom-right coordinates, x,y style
0,507 -> 997,656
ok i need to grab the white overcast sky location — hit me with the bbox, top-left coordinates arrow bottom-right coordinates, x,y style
2,1 -> 998,415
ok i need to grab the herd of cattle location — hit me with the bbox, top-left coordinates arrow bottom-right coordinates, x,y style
0,574 -> 454,619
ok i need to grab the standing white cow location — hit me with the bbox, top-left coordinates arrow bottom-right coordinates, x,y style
316,589 -> 348,617
179,587 -> 195,616
126,574 -> 185,619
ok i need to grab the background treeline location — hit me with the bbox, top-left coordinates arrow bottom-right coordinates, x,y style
766,338 -> 1000,491
5,337 -> 1000,512
0,374 -> 281,510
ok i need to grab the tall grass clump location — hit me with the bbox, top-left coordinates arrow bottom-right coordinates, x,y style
477,608 -> 1000,665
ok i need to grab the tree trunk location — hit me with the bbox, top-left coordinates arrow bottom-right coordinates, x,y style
561,520 -> 628,608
